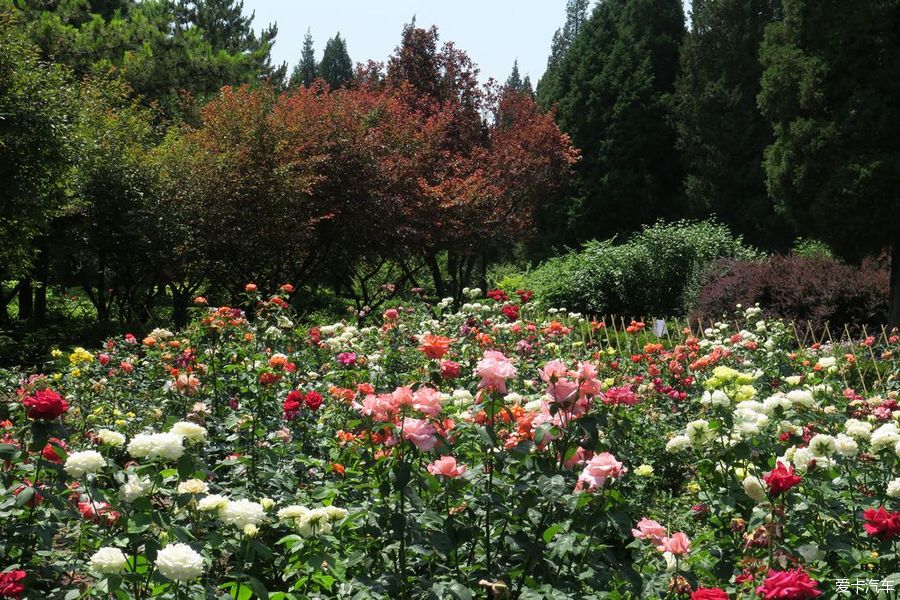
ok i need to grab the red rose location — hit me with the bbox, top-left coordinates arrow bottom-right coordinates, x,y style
283,391 -> 303,421
305,391 -> 323,411
41,438 -> 68,464
691,588 -> 729,600
22,389 -> 69,420
440,360 -> 461,380
259,372 -> 281,386
0,570 -> 26,599
501,304 -> 520,322
763,461 -> 802,497
756,568 -> 822,599
863,507 -> 900,540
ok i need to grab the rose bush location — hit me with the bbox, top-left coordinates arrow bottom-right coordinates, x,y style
0,287 -> 898,598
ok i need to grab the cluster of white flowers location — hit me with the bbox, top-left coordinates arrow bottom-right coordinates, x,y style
64,450 -> 105,478
119,473 -> 153,502
277,504 -> 348,537
89,547 -> 127,574
888,478 -> 900,499
155,543 -> 204,581
128,431 -> 187,461
700,389 -> 731,408
148,328 -> 174,341
97,429 -> 126,447
844,418 -> 873,440
871,423 -> 900,452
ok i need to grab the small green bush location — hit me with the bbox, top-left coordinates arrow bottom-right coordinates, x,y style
526,220 -> 759,317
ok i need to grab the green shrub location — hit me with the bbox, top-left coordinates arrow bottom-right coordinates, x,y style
791,237 -> 835,260
526,220 -> 760,317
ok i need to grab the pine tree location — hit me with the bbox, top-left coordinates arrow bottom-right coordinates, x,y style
289,28 -> 317,88
674,0 -> 787,249
555,0 -> 686,240
319,32 -> 353,89
537,0 -> 590,108
759,0 -> 900,324
504,59 -> 523,92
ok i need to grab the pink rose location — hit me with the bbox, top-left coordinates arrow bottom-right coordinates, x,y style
413,387 -> 443,418
401,418 -> 438,451
426,455 -> 467,478
575,452 -> 625,492
475,350 -> 517,393
632,518 -> 667,541
657,531 -> 691,555
539,359 -> 570,382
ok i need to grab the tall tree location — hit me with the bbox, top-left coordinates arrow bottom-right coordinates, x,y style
175,0 -> 285,84
537,0 -> 590,109
289,28 -> 316,88
675,0 -> 787,250
759,0 -> 900,325
7,0 -> 283,118
319,32 -> 353,88
505,59 -> 523,92
555,0 -> 686,240
0,11 -> 74,283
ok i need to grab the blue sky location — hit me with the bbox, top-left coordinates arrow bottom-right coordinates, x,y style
242,1 -> 575,85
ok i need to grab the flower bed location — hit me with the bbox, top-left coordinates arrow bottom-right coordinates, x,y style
2,287 -> 899,599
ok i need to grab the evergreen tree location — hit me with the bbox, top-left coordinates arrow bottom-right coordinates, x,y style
319,32 -> 353,88
674,0 -> 787,249
537,0 -> 590,108
522,75 -> 533,97
759,0 -> 900,324
8,0 -> 284,118
504,59 -> 523,92
289,28 -> 316,88
176,0 -> 286,84
555,0 -> 686,240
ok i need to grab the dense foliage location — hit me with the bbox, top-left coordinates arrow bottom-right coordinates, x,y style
2,290 -> 899,598
693,255 -> 891,330
526,221 -> 759,318
758,0 -> 900,324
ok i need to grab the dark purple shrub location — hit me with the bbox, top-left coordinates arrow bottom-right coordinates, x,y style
692,254 -> 889,329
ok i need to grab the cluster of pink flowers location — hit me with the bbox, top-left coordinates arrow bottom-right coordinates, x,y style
632,518 -> 691,555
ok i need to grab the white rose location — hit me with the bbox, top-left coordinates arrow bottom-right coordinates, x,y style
786,390 -> 814,408
887,478 -> 900,499
834,434 -> 858,457
784,376 -> 802,386
808,434 -> 836,457
64,450 -> 105,478
844,419 -> 873,440
742,475 -> 767,503
177,479 -> 209,495
119,474 -> 153,502
155,543 -> 204,581
97,429 -> 126,447
816,356 -> 836,368
686,420 -> 714,447
198,494 -> 229,512
218,499 -> 265,528
90,547 -> 127,574
169,421 -> 206,444
665,435 -> 691,453
871,423 -> 900,452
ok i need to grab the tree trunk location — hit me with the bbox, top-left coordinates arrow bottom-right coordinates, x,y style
18,277 -> 33,321
34,239 -> 49,325
426,254 -> 445,299
170,285 -> 190,330
890,243 -> 900,329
